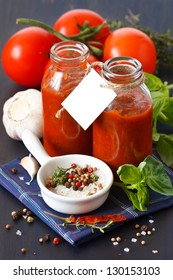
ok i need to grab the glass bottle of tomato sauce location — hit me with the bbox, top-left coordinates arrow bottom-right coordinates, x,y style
41,41 -> 92,156
93,57 -> 153,177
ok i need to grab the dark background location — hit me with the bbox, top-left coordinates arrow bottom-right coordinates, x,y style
0,0 -> 173,260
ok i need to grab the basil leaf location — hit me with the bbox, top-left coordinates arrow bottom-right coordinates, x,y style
145,73 -> 173,170
127,191 -> 142,211
151,92 -> 169,122
121,185 -> 149,211
117,164 -> 141,185
117,163 -> 149,211
157,98 -> 173,125
142,156 -> 173,195
156,134 -> 173,168
137,185 -> 149,211
145,73 -> 164,92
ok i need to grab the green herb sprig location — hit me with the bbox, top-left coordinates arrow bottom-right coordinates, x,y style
74,219 -> 114,233
145,73 -> 173,168
53,167 -> 68,185
115,155 -> 173,211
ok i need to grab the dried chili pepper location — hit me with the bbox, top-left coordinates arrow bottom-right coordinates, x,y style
45,211 -> 125,224
44,211 -> 126,232
76,214 -> 126,225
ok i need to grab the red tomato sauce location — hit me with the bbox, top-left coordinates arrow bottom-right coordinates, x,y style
93,90 -> 153,176
41,87 -> 92,156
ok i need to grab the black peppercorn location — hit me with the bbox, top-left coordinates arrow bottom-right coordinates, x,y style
73,186 -> 78,191
26,210 -> 33,217
43,234 -> 50,242
65,182 -> 71,188
140,225 -> 148,232
83,168 -> 88,173
51,181 -> 56,188
17,210 -> 23,217
86,179 -> 92,185
11,168 -> 18,174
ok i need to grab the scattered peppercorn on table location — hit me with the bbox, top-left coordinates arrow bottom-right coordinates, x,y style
1,0 -> 173,261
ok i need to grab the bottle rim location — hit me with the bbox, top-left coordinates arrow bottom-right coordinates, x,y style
50,40 -> 89,62
103,56 -> 143,82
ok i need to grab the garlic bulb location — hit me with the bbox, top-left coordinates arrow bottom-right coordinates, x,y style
2,89 -> 43,140
20,154 -> 39,184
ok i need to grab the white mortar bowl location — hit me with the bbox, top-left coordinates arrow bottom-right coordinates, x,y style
22,130 -> 114,214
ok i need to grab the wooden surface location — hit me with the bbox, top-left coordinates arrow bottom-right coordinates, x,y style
0,0 -> 173,260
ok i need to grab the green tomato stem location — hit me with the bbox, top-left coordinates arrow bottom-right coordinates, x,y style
167,84 -> 173,90
16,18 -> 106,46
89,44 -> 103,57
16,18 -> 69,41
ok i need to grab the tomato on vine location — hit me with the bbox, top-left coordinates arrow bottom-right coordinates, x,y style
53,9 -> 110,45
103,27 -> 157,74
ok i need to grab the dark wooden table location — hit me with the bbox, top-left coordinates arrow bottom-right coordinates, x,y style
0,0 -> 173,260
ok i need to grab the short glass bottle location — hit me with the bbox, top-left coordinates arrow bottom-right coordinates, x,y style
41,41 -> 92,156
93,57 -> 153,176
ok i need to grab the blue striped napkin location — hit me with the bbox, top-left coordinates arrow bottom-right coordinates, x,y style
1,152 -> 173,246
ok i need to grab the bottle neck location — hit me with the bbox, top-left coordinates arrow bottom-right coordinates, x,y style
102,57 -> 144,87
50,41 -> 89,71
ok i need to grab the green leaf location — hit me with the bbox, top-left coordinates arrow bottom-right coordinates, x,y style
127,191 -> 142,210
145,73 -> 173,127
142,156 -> 173,195
121,186 -> 149,211
117,164 -> 141,185
117,163 -> 149,211
157,98 -> 173,125
151,91 -> 168,119
137,185 -> 149,211
145,73 -> 164,92
156,134 -> 173,168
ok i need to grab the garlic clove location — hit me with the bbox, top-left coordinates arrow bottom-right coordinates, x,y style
20,154 -> 39,184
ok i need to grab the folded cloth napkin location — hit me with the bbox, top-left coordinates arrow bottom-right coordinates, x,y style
1,153 -> 173,246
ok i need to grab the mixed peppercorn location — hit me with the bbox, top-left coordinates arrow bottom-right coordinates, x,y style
11,208 -> 34,223
5,207 -> 61,254
110,219 -> 158,255
46,163 -> 102,193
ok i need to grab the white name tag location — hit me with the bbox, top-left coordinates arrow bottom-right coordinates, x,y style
62,69 -> 116,130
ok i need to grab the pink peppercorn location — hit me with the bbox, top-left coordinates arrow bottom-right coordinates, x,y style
53,237 -> 60,245
75,181 -> 82,187
68,174 -> 74,179
87,167 -> 93,173
71,163 -> 77,169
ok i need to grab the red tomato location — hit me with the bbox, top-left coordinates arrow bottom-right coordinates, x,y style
2,27 -> 58,87
53,9 -> 110,44
103,27 -> 157,74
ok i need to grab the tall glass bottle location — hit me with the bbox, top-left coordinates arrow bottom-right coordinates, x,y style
93,57 -> 153,176
41,41 -> 92,156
